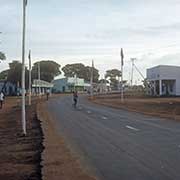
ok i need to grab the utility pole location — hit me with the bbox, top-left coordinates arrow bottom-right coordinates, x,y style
130,58 -> 136,87
28,50 -> 31,105
0,31 -> 1,42
120,48 -> 124,103
90,60 -> 94,97
74,74 -> 77,91
38,62 -> 41,97
21,0 -> 27,135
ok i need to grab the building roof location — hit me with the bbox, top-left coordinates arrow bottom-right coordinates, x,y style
32,79 -> 53,88
147,65 -> 180,70
147,65 -> 180,80
53,77 -> 89,87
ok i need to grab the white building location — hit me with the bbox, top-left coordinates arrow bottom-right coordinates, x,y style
97,81 -> 111,93
52,77 -> 90,93
147,65 -> 180,96
32,79 -> 53,95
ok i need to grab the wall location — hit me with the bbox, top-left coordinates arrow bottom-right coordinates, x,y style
52,78 -> 68,93
0,81 -> 17,95
147,65 -> 180,96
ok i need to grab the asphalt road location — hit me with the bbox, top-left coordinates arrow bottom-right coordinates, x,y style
47,95 -> 180,180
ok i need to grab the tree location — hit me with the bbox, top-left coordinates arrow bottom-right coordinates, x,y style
105,69 -> 122,89
62,63 -> 99,83
105,69 -> 121,79
0,52 -> 6,61
7,60 -> 29,88
98,79 -> 109,84
0,69 -> 9,80
84,66 -> 99,83
32,60 -> 61,82
62,63 -> 86,79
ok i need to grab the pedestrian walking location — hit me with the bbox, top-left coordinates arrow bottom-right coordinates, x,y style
46,89 -> 50,101
0,91 -> 4,109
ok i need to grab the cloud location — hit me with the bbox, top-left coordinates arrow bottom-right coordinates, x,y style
1,0 -> 180,84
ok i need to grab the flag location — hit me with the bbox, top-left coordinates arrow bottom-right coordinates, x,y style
90,60 -> 94,84
91,60 -> 94,80
92,59 -> 94,68
120,48 -> 124,66
25,0 -> 27,6
28,50 -> 31,69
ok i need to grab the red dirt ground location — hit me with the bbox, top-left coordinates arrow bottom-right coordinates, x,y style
0,97 -> 43,180
91,94 -> 180,121
0,95 -> 97,180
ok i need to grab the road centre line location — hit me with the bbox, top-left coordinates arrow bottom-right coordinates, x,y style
102,116 -> 108,120
126,125 -> 139,131
87,110 -> 92,114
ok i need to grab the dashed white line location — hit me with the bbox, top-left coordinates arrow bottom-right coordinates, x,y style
87,110 -> 92,114
102,116 -> 108,120
126,125 -> 139,131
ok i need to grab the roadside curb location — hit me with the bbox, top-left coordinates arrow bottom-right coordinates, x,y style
36,102 -> 97,180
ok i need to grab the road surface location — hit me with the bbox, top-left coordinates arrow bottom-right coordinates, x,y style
47,95 -> 180,180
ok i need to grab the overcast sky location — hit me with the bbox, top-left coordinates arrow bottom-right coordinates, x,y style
1,0 -> 180,83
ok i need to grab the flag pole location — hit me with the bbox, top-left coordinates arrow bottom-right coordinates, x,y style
90,60 -> 94,98
38,62 -> 41,97
21,0 -> 27,135
28,50 -> 31,105
121,48 -> 124,103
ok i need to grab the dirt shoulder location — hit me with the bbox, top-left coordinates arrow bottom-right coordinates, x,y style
37,102 -> 97,180
0,97 -> 43,180
90,94 -> 180,121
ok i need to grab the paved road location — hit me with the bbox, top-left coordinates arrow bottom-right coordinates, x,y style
47,95 -> 180,180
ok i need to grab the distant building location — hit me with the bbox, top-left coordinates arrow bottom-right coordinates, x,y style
0,80 -> 17,96
147,65 -> 180,96
97,81 -> 111,93
0,79 -> 53,96
52,77 -> 90,93
32,79 -> 53,95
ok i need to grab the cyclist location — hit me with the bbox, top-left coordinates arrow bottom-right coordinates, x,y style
73,90 -> 78,108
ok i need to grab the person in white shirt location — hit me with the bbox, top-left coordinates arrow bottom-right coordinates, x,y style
0,91 -> 4,109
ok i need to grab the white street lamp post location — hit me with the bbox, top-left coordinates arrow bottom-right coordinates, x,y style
21,0 -> 27,135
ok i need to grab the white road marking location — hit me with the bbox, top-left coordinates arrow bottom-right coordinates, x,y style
78,107 -> 82,110
126,125 -> 139,131
102,116 -> 108,120
87,110 -> 92,114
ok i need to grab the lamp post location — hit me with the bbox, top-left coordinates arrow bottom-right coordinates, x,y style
38,62 -> 41,97
28,50 -> 31,105
130,58 -> 136,87
21,0 -> 28,135
120,48 -> 124,103
90,60 -> 94,97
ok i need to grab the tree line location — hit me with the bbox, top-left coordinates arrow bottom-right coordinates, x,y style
0,60 -> 122,88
